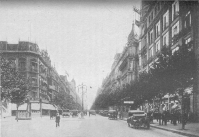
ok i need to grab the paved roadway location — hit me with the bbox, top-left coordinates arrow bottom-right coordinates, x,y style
1,114 -> 186,137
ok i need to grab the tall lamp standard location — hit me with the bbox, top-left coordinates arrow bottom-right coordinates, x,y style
77,83 -> 87,111
0,51 -> 2,118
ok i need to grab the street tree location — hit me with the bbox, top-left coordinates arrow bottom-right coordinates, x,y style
52,91 -> 72,110
150,42 -> 196,129
1,57 -> 31,121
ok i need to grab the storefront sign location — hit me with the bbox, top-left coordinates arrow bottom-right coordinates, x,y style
124,101 -> 134,104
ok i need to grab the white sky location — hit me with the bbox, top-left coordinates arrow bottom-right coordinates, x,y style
0,1 -> 140,109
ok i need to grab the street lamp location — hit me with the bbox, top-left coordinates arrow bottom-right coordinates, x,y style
0,52 -> 2,118
77,83 -> 87,111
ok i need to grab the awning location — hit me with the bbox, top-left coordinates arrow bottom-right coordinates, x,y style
11,103 -> 27,110
42,103 -> 56,110
31,103 -> 40,110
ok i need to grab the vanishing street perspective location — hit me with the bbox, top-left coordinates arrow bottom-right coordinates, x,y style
1,0 -> 199,137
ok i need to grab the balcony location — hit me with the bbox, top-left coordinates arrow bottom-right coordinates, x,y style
181,26 -> 191,36
148,56 -> 156,64
173,11 -> 179,21
30,68 -> 38,73
142,61 -> 147,68
141,46 -> 147,56
172,33 -> 179,45
40,73 -> 47,78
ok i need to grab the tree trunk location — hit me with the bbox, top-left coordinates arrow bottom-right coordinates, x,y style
16,104 -> 19,122
159,96 -> 162,125
181,91 -> 185,130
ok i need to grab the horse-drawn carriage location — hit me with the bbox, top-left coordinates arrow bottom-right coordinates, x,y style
127,110 -> 150,129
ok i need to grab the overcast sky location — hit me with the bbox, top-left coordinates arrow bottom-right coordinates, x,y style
0,0 -> 140,109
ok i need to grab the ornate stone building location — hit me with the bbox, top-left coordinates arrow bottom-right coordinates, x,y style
138,0 -> 199,120
0,41 -> 81,116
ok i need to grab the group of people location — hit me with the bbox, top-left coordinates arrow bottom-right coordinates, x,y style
148,110 -> 189,126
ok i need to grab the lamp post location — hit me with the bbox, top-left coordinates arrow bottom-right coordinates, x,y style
0,52 -> 2,118
77,83 -> 87,111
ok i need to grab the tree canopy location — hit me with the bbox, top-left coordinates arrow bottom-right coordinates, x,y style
1,57 -> 31,105
92,42 -> 196,110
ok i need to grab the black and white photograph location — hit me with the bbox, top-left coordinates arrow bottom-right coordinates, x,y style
0,0 -> 199,137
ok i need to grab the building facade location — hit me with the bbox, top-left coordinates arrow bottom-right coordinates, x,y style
0,41 -> 81,117
138,0 -> 199,120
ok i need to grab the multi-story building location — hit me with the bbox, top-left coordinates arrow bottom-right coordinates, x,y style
138,0 -> 199,120
99,21 -> 140,111
0,41 -> 50,101
0,41 -> 81,117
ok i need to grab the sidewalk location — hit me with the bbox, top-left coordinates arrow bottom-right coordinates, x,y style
150,120 -> 199,137
121,117 -> 199,137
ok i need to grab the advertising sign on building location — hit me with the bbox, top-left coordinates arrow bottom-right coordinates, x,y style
124,101 -> 134,104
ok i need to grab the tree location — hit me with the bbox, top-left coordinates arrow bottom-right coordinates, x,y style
1,57 -> 31,121
150,43 -> 196,129
52,91 -> 72,110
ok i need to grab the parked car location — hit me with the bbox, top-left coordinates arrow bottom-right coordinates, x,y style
89,110 -> 96,115
102,110 -> 109,117
127,110 -> 150,129
70,110 -> 78,117
62,109 -> 71,117
108,110 -> 117,120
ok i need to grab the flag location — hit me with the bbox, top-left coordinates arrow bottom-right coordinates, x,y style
135,19 -> 141,27
133,6 -> 141,15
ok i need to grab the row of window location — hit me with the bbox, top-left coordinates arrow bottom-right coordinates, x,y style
141,35 -> 191,68
147,1 -> 179,29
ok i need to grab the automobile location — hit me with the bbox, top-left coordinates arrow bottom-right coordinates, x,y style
127,110 -> 150,129
102,110 -> 109,117
108,110 -> 117,120
89,110 -> 96,115
62,109 -> 71,117
99,110 -> 104,115
70,110 -> 79,117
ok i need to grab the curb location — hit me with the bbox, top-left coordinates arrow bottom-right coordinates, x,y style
150,125 -> 199,137
121,118 -> 199,137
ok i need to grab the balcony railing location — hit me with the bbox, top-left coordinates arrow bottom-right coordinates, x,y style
142,61 -> 147,68
30,68 -> 38,73
173,11 -> 179,21
181,26 -> 191,36
172,33 -> 179,45
141,46 -> 147,56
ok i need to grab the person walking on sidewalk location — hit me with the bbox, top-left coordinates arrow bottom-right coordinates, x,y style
173,111 -> 177,126
55,113 -> 60,127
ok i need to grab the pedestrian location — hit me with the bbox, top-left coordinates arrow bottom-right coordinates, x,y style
118,111 -> 121,119
173,111 -> 177,126
164,111 -> 168,125
55,113 -> 60,127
